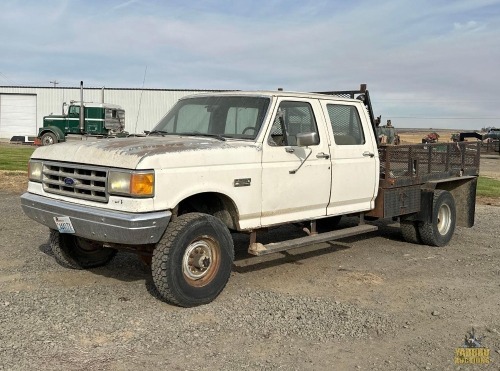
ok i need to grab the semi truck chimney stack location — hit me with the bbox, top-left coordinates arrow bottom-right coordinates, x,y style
79,81 -> 85,133
101,86 -> 105,103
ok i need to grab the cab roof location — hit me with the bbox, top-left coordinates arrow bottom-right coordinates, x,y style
181,90 -> 362,103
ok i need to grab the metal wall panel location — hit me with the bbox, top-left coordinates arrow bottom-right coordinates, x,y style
0,87 -> 217,138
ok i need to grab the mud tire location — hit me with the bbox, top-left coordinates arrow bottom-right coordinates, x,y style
400,220 -> 422,244
151,213 -> 234,307
50,229 -> 117,269
418,190 -> 456,247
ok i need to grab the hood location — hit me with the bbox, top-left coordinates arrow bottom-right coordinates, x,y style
31,136 -> 261,169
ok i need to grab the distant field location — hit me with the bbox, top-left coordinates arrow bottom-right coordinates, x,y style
396,128 -> 490,145
398,130 -> 454,144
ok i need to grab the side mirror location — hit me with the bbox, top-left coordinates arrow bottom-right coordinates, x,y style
296,132 -> 319,147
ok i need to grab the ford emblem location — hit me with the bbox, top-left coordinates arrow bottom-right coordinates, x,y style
64,177 -> 76,186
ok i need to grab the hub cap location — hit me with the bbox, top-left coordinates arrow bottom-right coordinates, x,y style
437,204 -> 451,235
182,238 -> 220,287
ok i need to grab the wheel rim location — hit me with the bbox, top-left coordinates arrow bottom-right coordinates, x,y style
75,237 -> 103,252
437,204 -> 452,235
182,237 -> 220,287
42,135 -> 54,145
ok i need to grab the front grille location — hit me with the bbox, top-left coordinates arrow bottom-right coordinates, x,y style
42,162 -> 108,203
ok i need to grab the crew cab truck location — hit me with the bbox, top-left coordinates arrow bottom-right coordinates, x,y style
38,82 -> 126,146
21,85 -> 480,307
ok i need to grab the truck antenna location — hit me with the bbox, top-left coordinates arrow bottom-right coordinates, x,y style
134,66 -> 148,134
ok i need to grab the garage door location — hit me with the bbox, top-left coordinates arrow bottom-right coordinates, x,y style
0,94 -> 37,138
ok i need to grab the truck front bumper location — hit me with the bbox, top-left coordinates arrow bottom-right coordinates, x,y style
21,193 -> 171,245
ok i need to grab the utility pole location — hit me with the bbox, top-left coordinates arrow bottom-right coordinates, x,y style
50,80 -> 59,87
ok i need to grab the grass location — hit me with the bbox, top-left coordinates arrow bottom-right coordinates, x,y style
0,142 -> 499,199
0,144 -> 36,171
477,176 -> 500,198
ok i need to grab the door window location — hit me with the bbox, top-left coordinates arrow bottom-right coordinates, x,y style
326,104 -> 365,145
268,101 -> 319,146
68,106 -> 80,118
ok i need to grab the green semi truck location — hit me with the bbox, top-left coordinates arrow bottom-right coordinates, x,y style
38,82 -> 126,146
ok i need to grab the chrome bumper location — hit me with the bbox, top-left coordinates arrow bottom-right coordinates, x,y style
21,193 -> 171,245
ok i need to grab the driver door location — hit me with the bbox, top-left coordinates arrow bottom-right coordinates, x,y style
260,98 -> 332,226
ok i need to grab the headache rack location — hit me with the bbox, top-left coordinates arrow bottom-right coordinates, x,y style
315,84 -> 377,144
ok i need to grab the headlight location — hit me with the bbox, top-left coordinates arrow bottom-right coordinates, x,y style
108,170 -> 154,197
28,161 -> 43,182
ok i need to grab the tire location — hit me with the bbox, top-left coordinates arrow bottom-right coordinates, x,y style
418,190 -> 456,247
316,215 -> 342,233
400,220 -> 422,244
50,229 -> 117,269
41,132 -> 57,146
151,213 -> 234,307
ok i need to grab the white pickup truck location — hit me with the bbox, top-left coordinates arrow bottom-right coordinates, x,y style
21,85 -> 480,307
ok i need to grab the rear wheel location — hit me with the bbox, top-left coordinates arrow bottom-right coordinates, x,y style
41,132 -> 57,146
400,220 -> 422,244
50,230 -> 117,269
419,190 -> 456,247
151,213 -> 234,307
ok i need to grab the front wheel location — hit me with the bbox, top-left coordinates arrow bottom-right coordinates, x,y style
151,213 -> 234,307
418,190 -> 456,247
50,230 -> 117,269
41,132 -> 57,146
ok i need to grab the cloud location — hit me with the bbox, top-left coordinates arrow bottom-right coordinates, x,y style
1,0 -> 499,129
112,0 -> 140,11
453,20 -> 486,32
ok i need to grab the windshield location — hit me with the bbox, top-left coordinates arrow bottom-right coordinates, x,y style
152,96 -> 270,140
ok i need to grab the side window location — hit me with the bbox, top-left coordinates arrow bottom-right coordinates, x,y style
268,101 -> 318,146
68,106 -> 80,117
326,104 -> 365,145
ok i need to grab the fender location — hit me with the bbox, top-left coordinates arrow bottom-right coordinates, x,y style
38,126 -> 66,142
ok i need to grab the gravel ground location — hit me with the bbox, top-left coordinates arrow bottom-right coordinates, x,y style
1,190 -> 499,370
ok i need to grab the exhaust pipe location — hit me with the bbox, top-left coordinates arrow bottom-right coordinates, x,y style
101,86 -> 105,103
79,81 -> 85,133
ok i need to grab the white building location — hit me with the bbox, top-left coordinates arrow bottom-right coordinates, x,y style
0,86 -> 218,139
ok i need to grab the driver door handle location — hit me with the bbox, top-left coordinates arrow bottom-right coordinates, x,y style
363,151 -> 375,158
316,152 -> 330,159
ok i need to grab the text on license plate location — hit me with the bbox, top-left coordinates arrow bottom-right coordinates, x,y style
54,216 -> 75,233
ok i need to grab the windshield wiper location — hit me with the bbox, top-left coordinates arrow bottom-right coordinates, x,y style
147,130 -> 170,136
179,132 -> 226,141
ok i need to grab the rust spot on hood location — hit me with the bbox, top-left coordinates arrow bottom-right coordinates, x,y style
94,136 -> 257,156
32,136 -> 261,169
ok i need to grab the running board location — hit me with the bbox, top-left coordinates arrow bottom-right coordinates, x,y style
248,224 -> 378,256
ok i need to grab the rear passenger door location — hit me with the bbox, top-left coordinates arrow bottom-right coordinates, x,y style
321,101 -> 379,215
261,98 -> 332,226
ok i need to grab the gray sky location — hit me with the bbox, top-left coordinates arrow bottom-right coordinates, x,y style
1,0 -> 500,129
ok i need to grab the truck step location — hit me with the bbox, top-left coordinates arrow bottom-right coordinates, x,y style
248,224 -> 378,256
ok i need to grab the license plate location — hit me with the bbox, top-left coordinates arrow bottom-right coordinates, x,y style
54,216 -> 75,234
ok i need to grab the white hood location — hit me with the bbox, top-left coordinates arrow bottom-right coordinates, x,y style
31,136 -> 261,169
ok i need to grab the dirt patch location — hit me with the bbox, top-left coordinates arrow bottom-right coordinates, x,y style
0,170 -> 28,194
477,196 -> 500,207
